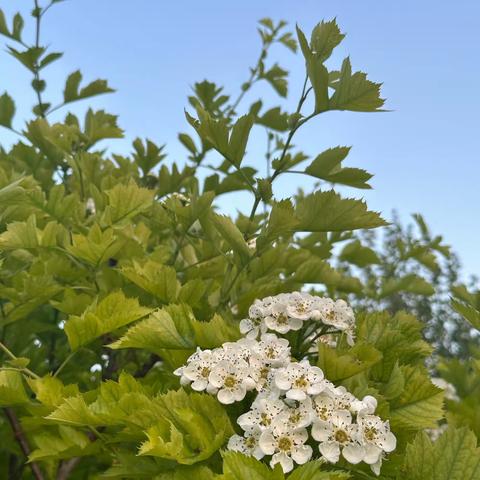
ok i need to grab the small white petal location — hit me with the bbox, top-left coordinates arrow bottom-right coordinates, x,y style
291,445 -> 312,465
342,444 -> 365,464
319,441 -> 341,463
259,432 -> 276,455
217,389 -> 235,404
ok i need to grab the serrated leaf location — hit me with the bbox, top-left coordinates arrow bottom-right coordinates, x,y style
295,190 -> 387,232
403,427 -> 480,480
101,180 -> 154,225
380,274 -> 435,298
389,365 -> 444,430
317,342 -> 382,382
451,298 -> 480,331
64,70 -> 114,103
84,109 -> 124,147
305,147 -> 373,189
64,291 -> 153,350
221,451 -> 283,480
340,240 -> 380,267
0,370 -> 29,406
121,260 -> 178,303
212,214 -> 252,262
310,19 -> 345,62
329,57 -> 385,112
46,395 -> 102,426
139,389 -> 233,465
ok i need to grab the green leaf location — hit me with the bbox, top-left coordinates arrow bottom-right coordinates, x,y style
403,427 -> 480,480
84,109 -> 124,146
211,214 -> 252,262
295,190 -> 387,232
329,57 -> 385,112
339,240 -> 380,267
27,375 -> 79,407
317,343 -> 382,382
389,365 -> 444,430
257,107 -> 289,131
121,260 -> 178,303
110,304 -> 238,352
296,26 -> 328,113
228,115 -> 254,167
310,19 -> 345,62
138,389 -> 233,465
132,138 -> 166,175
220,451 -> 283,480
305,147 -> 373,189
46,395 -> 102,426
451,298 -> 480,331
0,92 -> 15,128
261,64 -> 288,97
39,52 -> 63,69
380,274 -> 435,298
29,425 -> 100,462
64,70 -> 114,103
110,307 -> 194,351
101,180 -> 154,225
7,46 -> 44,72
67,224 -> 124,266
0,370 -> 29,406
64,291 -> 153,350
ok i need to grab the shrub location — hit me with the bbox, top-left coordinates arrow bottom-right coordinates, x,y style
0,3 -> 479,479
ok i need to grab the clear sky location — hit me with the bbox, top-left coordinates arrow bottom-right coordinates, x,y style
1,0 -> 479,277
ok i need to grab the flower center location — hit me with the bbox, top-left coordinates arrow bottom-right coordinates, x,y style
244,436 -> 256,448
316,405 -> 329,420
276,313 -> 288,325
260,367 -> 269,380
289,411 -> 302,424
260,412 -> 271,427
294,375 -> 308,389
278,436 -> 292,452
364,426 -> 378,441
200,367 -> 210,378
224,376 -> 237,388
334,429 -> 349,444
266,346 -> 276,358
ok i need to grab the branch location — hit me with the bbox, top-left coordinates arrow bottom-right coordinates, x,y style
3,407 -> 45,480
56,457 -> 81,480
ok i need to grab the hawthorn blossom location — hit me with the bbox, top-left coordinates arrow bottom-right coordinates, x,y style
237,397 -> 286,431
253,333 -> 290,367
259,420 -> 312,473
277,396 -> 314,429
264,301 -> 303,334
208,359 -> 254,404
285,292 -> 318,320
357,415 -> 396,465
275,360 -> 325,400
312,410 -> 365,464
227,430 -> 264,460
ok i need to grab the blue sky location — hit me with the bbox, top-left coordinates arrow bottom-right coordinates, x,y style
1,0 -> 479,277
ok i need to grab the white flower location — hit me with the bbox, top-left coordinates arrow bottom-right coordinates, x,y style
208,359 -> 254,404
275,360 -> 325,400
277,396 -> 314,429
285,292 -> 318,320
222,338 -> 255,361
317,298 -> 356,345
357,414 -> 396,465
248,355 -> 278,393
351,395 -> 378,415
312,410 -> 365,464
259,420 -> 312,473
237,397 -> 286,432
253,333 -> 290,367
173,348 -> 218,390
264,302 -> 303,334
239,317 -> 266,339
227,430 -> 264,460
311,392 -> 336,422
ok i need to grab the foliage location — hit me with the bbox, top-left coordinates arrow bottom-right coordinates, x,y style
0,3 -> 478,479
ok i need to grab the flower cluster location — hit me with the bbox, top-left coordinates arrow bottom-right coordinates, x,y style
174,292 -> 396,475
240,291 -> 356,346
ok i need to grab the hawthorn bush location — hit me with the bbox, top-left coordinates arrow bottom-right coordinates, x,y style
0,3 -> 479,479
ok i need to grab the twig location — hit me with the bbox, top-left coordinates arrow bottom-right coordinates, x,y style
56,457 -> 81,480
3,408 -> 45,480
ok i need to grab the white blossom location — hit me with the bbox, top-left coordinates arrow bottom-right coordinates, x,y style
275,360 -> 325,400
357,414 -> 396,465
227,430 -> 264,460
312,410 -> 365,464
208,359 -> 254,404
237,397 -> 286,432
259,420 -> 312,473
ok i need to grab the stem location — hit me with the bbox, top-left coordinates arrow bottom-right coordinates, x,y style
0,341 -> 39,379
3,408 -> 45,480
53,350 -> 78,377
56,458 -> 81,480
33,0 -> 45,117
